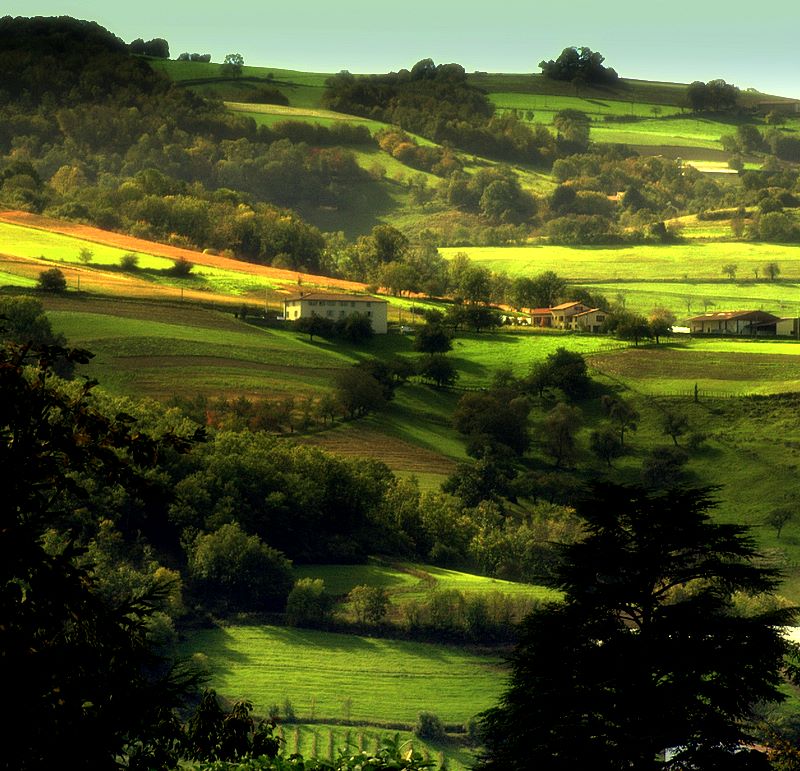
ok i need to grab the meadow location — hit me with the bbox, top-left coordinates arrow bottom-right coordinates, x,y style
293,560 -> 560,603
180,625 -> 506,726
440,242 -> 800,282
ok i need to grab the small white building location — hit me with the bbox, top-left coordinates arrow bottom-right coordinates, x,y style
282,292 -> 388,334
571,308 -> 608,333
777,317 -> 800,339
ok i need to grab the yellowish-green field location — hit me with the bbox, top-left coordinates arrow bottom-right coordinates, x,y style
226,102 -> 390,135
441,242 -> 800,282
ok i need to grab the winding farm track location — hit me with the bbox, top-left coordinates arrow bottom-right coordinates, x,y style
0,210 -> 368,294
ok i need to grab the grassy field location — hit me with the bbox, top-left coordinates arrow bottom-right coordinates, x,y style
440,242 -> 800,282
226,102 -> 390,134
588,339 -> 800,396
294,560 -> 560,603
149,59 -> 330,108
180,625 -> 506,725
45,299 -> 382,399
150,58 -> 800,167
581,280 -> 800,319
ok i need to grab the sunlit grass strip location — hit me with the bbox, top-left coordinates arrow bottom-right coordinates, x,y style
181,625 -> 506,724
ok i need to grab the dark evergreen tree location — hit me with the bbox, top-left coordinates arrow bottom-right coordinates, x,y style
477,484 -> 795,771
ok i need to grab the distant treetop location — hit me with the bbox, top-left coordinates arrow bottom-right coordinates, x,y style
539,46 -> 619,86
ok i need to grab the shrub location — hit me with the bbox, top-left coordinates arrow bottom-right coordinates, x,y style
120,253 -> 139,271
415,711 -> 446,741
169,257 -> 194,277
285,578 -> 334,628
37,267 -> 67,293
348,584 -> 389,624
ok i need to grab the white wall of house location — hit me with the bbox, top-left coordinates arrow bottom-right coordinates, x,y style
284,297 -> 388,333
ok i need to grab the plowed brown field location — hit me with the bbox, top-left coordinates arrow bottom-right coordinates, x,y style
297,424 -> 457,475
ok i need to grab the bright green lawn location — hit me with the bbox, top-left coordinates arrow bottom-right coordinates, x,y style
180,625 -> 506,725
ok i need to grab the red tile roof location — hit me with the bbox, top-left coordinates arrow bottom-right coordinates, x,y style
283,292 -> 386,303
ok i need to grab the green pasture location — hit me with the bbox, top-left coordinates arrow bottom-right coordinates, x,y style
47,307 -> 358,398
0,220 -> 303,295
0,270 -> 35,287
151,59 -> 330,88
180,625 -> 506,725
588,342 -> 800,396
566,377 -> 800,595
473,72 -> 785,109
226,102 -> 389,135
590,119 -> 726,149
490,91 -> 685,120
668,216 -> 739,240
440,242 -> 800,282
294,562 -> 422,597
273,723 -> 475,771
450,330 -> 622,387
294,560 -> 559,604
367,384 -> 468,463
150,59 -> 330,108
580,280 -> 800,319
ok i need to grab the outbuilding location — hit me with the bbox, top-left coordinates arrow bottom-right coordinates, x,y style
689,310 -> 780,335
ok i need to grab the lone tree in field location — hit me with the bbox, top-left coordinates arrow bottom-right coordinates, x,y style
722,262 -> 738,280
37,267 -> 67,293
221,52 -> 244,78
477,484 -> 796,771
764,261 -> 781,281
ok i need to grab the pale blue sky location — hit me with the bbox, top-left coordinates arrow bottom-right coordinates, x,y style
6,0 -> 799,97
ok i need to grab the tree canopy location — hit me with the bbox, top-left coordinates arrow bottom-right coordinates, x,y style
539,46 -> 619,85
477,484 -> 795,771
0,339 -> 201,768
